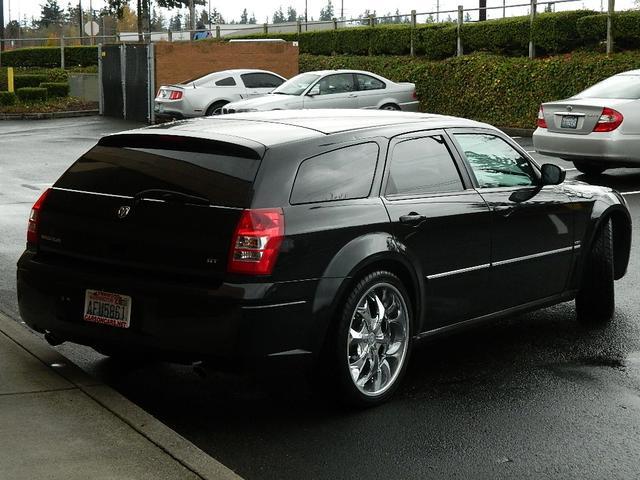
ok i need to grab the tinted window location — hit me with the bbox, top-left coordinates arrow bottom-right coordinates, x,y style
241,73 -> 284,89
215,76 -> 236,86
575,74 -> 640,100
55,135 -> 261,208
291,143 -> 379,204
318,74 -> 355,95
386,136 -> 463,196
454,134 -> 536,188
356,74 -> 385,91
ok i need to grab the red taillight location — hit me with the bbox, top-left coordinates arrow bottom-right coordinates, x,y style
593,107 -> 623,132
228,208 -> 284,275
537,106 -> 547,129
169,90 -> 183,100
412,90 -> 418,100
27,188 -> 51,245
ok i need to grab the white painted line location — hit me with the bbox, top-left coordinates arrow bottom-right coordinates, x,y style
511,136 -> 522,139
622,190 -> 640,196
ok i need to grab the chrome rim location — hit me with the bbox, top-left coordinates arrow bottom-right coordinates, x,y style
347,282 -> 409,397
382,105 -> 399,111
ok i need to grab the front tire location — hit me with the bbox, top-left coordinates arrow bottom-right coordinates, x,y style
576,219 -> 614,326
329,271 -> 412,407
573,161 -> 607,176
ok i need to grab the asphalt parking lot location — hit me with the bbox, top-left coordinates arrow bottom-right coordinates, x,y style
2,117 -> 640,479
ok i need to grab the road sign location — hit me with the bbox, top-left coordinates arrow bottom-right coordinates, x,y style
84,21 -> 99,36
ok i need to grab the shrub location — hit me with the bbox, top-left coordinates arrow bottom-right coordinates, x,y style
531,10 -> 596,54
0,46 -> 98,68
299,29 -> 335,55
0,91 -> 17,106
300,50 -> 640,129
0,67 -> 7,91
578,11 -> 640,49
334,27 -> 372,55
370,25 -> 412,55
461,16 -> 530,56
16,87 -> 48,102
14,74 -> 49,88
420,24 -> 457,60
39,82 -> 70,98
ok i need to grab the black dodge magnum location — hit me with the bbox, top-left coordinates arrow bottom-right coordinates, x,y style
17,110 -> 632,406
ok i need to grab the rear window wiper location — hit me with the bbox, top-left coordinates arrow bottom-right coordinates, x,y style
133,189 -> 210,206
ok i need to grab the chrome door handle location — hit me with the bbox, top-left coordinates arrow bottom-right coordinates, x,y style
399,213 -> 427,227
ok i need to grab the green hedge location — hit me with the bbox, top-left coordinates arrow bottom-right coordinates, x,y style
0,68 -> 7,91
16,87 -> 48,102
531,10 -> 596,54
0,91 -> 17,106
0,46 -> 98,68
578,10 -> 640,49
300,51 -> 640,129
14,74 -> 48,89
461,16 -> 530,56
39,82 -> 70,98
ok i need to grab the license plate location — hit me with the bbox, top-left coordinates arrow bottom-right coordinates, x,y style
83,290 -> 131,328
561,115 -> 578,129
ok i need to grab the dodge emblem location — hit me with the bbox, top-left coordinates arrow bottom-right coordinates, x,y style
117,206 -> 131,219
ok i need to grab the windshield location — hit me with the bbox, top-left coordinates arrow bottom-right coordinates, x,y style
574,75 -> 640,100
272,73 -> 320,95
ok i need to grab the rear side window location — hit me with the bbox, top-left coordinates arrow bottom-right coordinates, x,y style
386,136 -> 464,196
215,76 -> 236,86
356,74 -> 385,91
55,135 -> 261,208
241,73 -> 284,89
290,143 -> 379,204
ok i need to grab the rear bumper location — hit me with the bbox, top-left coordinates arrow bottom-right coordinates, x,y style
533,128 -> 640,166
17,251 -> 321,365
399,100 -> 420,112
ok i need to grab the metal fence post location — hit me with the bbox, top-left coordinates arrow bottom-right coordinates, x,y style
60,36 -> 65,69
97,44 -> 103,115
147,42 -> 155,124
529,0 -> 537,59
333,17 -> 338,29
457,5 -> 463,57
410,10 -> 417,57
606,0 -> 615,54
216,25 -> 221,38
167,28 -> 173,42
120,44 -> 127,120
369,15 -> 375,27
297,20 -> 302,34
263,23 -> 268,34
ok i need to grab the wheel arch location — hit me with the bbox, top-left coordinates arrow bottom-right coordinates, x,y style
582,204 -> 631,281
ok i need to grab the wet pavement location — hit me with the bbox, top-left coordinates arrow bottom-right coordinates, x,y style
1,118 -> 639,479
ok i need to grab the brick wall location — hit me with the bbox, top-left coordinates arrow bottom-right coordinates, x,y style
154,41 -> 299,87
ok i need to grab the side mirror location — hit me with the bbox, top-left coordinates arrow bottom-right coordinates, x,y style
541,163 -> 566,185
307,85 -> 320,97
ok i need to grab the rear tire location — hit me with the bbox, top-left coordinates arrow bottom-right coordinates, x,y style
573,161 -> 607,176
576,219 -> 614,326
205,101 -> 228,116
380,103 -> 401,111
326,271 -> 412,407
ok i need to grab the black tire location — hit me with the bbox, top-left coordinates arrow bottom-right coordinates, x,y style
573,161 -> 607,176
576,218 -> 614,326
205,101 -> 228,116
327,271 -> 413,407
380,103 -> 401,111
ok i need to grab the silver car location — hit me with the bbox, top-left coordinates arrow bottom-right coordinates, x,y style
154,69 -> 286,119
533,69 -> 640,175
221,70 -> 419,114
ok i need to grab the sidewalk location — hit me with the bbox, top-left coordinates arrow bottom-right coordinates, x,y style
0,311 -> 242,480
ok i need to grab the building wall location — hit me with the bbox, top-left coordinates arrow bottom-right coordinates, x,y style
154,41 -> 299,87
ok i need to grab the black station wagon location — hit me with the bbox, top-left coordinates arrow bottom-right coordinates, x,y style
17,110 -> 632,406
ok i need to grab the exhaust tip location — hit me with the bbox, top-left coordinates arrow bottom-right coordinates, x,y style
44,331 -> 65,347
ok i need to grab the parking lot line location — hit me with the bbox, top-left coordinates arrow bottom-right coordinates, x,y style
622,190 -> 640,196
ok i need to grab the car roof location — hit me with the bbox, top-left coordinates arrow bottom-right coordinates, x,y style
618,69 -> 640,76
299,70 -> 384,76
124,110 -> 493,149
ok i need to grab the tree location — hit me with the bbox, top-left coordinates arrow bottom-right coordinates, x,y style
169,12 -> 182,30
272,6 -> 286,24
118,4 -> 139,31
464,12 -> 471,22
5,20 -> 21,38
240,8 -> 248,24
319,0 -> 334,21
39,0 -> 65,27
105,0 -> 130,19
248,12 -> 257,24
544,2 -> 554,12
151,6 -> 167,30
287,6 -> 298,22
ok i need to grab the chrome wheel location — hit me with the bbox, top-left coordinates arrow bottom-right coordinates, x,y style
347,282 -> 409,397
381,104 -> 400,111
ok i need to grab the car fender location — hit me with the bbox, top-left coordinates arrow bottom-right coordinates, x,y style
204,98 -> 235,112
308,232 -> 425,356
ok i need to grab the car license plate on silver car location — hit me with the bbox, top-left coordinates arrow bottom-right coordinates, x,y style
561,115 -> 578,129
83,290 -> 131,328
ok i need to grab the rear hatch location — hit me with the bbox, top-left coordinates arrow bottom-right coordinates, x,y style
40,133 -> 264,282
542,98 -> 633,135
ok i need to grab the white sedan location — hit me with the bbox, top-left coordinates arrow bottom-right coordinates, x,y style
154,69 -> 286,119
221,70 -> 419,114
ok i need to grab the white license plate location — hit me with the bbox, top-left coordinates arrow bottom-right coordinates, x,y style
561,115 -> 578,129
83,290 -> 132,328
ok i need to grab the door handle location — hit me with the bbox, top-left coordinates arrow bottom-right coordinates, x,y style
348,94 -> 358,98
399,213 -> 427,227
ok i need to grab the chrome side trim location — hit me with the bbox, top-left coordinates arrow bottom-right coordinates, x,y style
241,300 -> 307,310
267,349 -> 312,357
492,246 -> 573,267
553,111 -> 586,117
427,263 -> 491,280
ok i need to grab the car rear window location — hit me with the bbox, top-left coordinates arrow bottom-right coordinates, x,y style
54,135 -> 261,208
575,75 -> 640,99
290,143 -> 379,204
215,76 -> 237,86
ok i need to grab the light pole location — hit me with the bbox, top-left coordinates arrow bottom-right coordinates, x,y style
0,0 -> 4,52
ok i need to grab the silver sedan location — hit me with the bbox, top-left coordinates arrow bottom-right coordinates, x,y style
154,69 -> 286,119
533,69 -> 640,175
221,70 -> 419,114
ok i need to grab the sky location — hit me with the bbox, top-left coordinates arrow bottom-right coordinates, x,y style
5,0 -> 638,26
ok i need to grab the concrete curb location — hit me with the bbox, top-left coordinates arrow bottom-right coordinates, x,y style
499,127 -> 535,138
0,310 -> 242,480
0,110 -> 99,120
